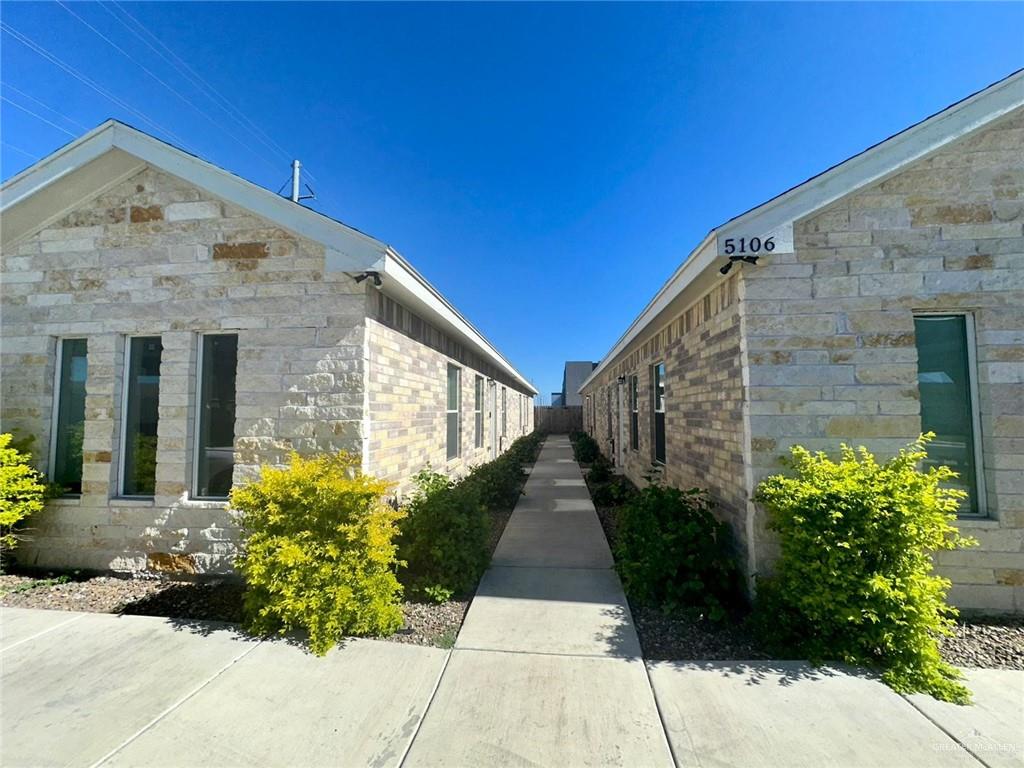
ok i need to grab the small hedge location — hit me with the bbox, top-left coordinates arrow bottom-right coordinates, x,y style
754,435 -> 976,703
232,452 -> 405,655
398,432 -> 542,602
615,483 -> 739,621
1,433 -> 46,562
569,430 -> 600,464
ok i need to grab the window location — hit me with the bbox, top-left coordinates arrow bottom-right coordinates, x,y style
914,314 -> 984,515
121,337 -> 162,497
194,334 -> 238,499
474,375 -> 484,449
629,375 -> 639,450
51,338 -> 88,495
607,388 -> 613,439
652,362 -> 666,465
501,387 -> 507,437
447,364 -> 461,459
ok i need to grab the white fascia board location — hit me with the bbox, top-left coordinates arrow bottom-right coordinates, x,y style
2,120 -> 388,271
579,70 -> 1024,395
578,232 -> 718,394
1,121 -> 117,210
717,70 -> 1024,248
381,248 -> 537,395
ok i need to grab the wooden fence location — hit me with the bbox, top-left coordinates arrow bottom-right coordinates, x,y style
534,406 -> 583,434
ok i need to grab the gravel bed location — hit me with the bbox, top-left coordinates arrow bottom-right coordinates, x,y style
939,615 -> 1024,670
590,483 -> 1024,669
0,469 -> 523,649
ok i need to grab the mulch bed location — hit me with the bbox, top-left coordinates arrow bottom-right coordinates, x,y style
0,466 -> 526,650
587,470 -> 1023,669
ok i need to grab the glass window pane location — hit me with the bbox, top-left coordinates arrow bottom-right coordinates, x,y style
447,413 -> 459,459
914,315 -> 980,514
447,365 -> 460,411
53,339 -> 88,494
123,337 -> 162,497
196,334 -> 238,498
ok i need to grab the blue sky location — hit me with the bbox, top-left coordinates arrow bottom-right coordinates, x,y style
2,2 -> 1022,400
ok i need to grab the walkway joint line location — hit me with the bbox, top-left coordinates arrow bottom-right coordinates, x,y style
0,610 -> 87,653
89,639 -> 263,768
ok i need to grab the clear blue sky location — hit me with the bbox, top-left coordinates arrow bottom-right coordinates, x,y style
2,2 -> 1022,400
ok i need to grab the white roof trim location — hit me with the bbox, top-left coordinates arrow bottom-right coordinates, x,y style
379,249 -> 538,394
2,120 -> 536,394
579,69 -> 1024,394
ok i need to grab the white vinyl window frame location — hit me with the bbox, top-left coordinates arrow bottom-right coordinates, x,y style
447,364 -> 462,460
474,375 -> 484,449
913,309 -> 987,516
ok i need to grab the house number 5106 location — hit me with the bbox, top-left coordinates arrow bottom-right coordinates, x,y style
723,237 -> 775,255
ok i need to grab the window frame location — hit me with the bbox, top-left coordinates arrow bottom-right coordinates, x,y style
629,374 -> 639,451
118,335 -> 163,499
49,336 -> 88,496
446,364 -> 462,460
913,310 -> 987,517
474,375 -> 484,449
192,332 -> 239,501
652,361 -> 666,465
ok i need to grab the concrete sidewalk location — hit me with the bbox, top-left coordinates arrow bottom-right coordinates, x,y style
402,435 -> 673,766
3,435 -> 1021,767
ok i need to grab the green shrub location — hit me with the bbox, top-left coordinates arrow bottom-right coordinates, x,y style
0,433 -> 46,563
232,452 -> 404,655
614,483 -> 738,620
591,476 -> 637,508
505,432 -> 543,466
753,434 -> 976,703
588,454 -> 613,483
465,458 -> 525,511
570,431 -> 600,464
398,469 -> 489,603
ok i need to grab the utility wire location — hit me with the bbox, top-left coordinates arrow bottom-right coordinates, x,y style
1,80 -> 90,132
0,20 -> 194,150
2,140 -> 41,162
1,96 -> 78,138
54,0 -> 281,176
104,0 -> 327,193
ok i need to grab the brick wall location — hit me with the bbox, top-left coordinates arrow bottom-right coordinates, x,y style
1,167 -> 367,574
366,314 -> 533,497
582,274 -> 752,574
746,106 -> 1024,612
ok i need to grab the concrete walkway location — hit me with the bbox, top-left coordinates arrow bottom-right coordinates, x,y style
402,435 -> 673,766
2,435 -> 1021,767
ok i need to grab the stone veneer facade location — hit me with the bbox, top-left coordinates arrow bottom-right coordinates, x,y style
1,165 -> 533,575
583,106 -> 1023,613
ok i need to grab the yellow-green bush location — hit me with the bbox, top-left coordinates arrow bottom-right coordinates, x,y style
232,452 -> 405,655
754,434 -> 976,703
0,433 -> 46,563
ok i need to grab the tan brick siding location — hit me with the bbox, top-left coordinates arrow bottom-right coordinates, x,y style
746,106 -> 1024,612
1,167 -> 366,574
581,275 -> 751,574
366,317 -> 533,497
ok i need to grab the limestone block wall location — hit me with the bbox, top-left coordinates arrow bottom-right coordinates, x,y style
745,107 -> 1024,612
1,167 -> 366,574
365,307 -> 533,497
581,274 -> 751,574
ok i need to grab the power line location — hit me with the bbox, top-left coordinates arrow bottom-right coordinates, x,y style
103,0 -> 325,190
1,95 -> 78,138
55,0 -> 281,176
1,80 -> 90,132
2,140 -> 41,162
0,20 -> 194,150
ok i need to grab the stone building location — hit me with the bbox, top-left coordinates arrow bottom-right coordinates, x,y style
0,121 -> 536,575
579,71 -> 1024,613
